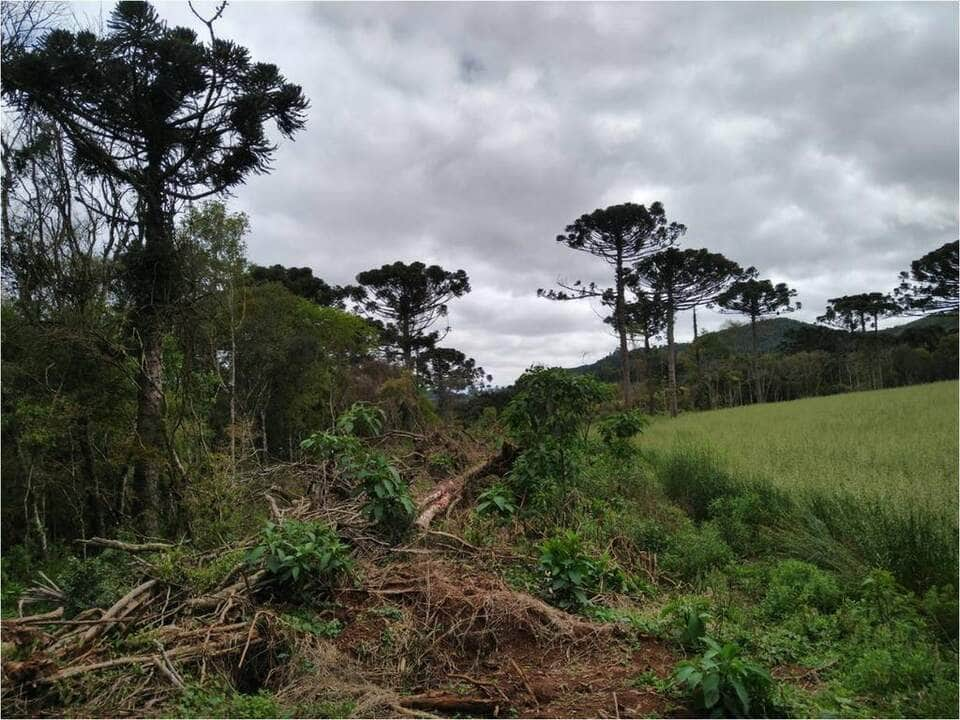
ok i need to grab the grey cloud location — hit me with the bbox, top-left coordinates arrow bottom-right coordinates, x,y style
152,1 -> 958,383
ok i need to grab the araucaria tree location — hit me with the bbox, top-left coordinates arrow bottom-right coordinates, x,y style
417,346 -> 487,413
355,261 -> 470,372
539,202 -> 685,406
715,269 -> 800,402
618,287 -> 667,413
818,293 -> 899,334
631,248 -> 743,417
894,241 -> 959,314
248,264 -> 361,309
1,2 -> 308,534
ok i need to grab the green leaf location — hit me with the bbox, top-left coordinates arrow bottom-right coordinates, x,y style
702,673 -> 720,708
730,677 -> 750,714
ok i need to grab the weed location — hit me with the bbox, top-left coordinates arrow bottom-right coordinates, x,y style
762,560 -> 841,619
673,637 -> 776,717
537,531 -> 632,610
661,523 -> 733,581
56,550 -> 139,618
597,409 -> 649,457
654,444 -> 738,521
475,481 -> 518,518
177,683 -> 285,718
660,596 -> 712,647
246,520 -> 351,592
280,610 -> 343,638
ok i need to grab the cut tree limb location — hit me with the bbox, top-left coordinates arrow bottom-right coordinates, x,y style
414,443 -> 516,528
399,693 -> 503,715
80,579 -> 157,645
77,537 -> 175,553
4,607 -> 64,624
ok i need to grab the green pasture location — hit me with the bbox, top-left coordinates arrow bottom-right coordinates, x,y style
641,381 -> 959,518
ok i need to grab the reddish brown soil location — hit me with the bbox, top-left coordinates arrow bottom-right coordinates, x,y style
330,559 -> 682,718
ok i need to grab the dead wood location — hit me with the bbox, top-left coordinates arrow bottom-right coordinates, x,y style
79,579 -> 158,645
3,607 -> 64,624
78,537 -> 176,553
399,692 -> 502,715
415,443 -> 516,528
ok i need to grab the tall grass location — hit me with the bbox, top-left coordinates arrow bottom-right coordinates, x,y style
648,444 -> 958,592
642,381 -> 959,520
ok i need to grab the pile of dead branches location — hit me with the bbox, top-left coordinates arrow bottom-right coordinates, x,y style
1,439 -> 519,717
0,486 -> 382,715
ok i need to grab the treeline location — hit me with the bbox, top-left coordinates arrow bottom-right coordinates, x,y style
566,318 -> 958,414
1,4 -> 488,549
537,203 -> 957,415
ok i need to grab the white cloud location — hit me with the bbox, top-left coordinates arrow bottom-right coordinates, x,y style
147,1 -> 959,384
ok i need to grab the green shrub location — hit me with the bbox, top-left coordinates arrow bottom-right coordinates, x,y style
334,401 -> 383,437
655,445 -> 738,521
177,684 -> 285,719
920,584 -> 959,642
302,407 -> 415,541
661,523 -> 734,581
660,596 -> 712,647
280,610 -> 343,638
475,481 -> 518,518
246,520 -> 351,592
762,560 -> 841,619
355,452 -> 415,541
502,366 -> 612,504
56,550 -> 139,617
538,531 -> 632,610
846,645 -> 938,695
501,366 -> 613,448
629,518 -> 676,554
673,637 -> 776,717
708,485 -> 791,555
597,409 -> 648,457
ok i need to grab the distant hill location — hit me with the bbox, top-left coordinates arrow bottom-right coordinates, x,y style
881,313 -> 959,336
569,313 -> 958,379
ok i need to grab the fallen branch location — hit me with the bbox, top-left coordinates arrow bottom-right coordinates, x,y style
79,579 -> 157,645
399,693 -> 502,715
78,537 -> 175,553
415,444 -> 516,528
4,607 -> 64,624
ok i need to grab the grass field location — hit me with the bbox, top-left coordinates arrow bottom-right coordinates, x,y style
641,381 -> 959,518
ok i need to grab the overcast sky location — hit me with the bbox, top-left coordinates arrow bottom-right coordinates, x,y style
144,1 -> 957,385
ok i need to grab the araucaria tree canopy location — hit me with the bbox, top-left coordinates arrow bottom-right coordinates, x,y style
895,241 -> 959,315
631,247 -> 744,416
539,202 -> 685,406
355,261 -> 471,371
715,269 -> 800,402
1,1 -> 308,533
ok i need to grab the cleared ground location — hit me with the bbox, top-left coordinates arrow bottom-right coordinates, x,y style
641,381 -> 959,518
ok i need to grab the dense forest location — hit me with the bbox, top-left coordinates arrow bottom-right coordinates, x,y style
1,3 -> 957,719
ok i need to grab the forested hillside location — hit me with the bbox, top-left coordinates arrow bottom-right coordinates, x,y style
565,314 -> 958,413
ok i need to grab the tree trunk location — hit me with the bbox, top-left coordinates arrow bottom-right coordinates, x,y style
260,406 -> 269,458
615,255 -> 631,407
751,315 -> 763,403
692,306 -> 701,369
401,313 -> 414,372
129,177 -> 172,537
667,307 -> 678,417
644,332 -> 655,414
229,281 -> 237,480
133,322 -> 163,536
